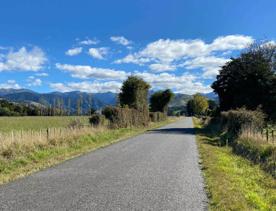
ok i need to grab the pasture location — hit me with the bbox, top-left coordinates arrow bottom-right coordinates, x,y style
0,116 -> 90,132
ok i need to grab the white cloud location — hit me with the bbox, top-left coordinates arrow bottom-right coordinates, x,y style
110,36 -> 132,46
209,35 -> 254,51
79,38 -> 98,45
50,81 -> 122,93
88,47 -> 108,59
56,63 -> 128,80
115,35 -> 253,76
0,47 -> 47,72
115,54 -> 152,65
50,72 -> 210,94
65,47 -> 82,56
135,72 -> 211,94
35,72 -> 48,77
0,80 -> 21,89
149,63 -> 176,72
27,76 -> 42,87
183,56 -> 230,78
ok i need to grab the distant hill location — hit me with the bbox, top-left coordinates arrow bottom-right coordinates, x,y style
0,89 -> 117,114
0,88 -> 216,114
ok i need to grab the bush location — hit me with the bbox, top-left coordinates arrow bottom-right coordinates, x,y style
221,108 -> 265,142
89,114 -> 106,127
102,106 -> 116,121
102,106 -> 149,128
149,112 -> 167,122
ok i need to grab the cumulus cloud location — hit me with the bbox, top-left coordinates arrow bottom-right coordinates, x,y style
56,63 -> 128,80
183,56 -> 230,78
149,63 -> 176,72
50,81 -> 122,93
209,35 -> 254,51
115,35 -> 253,76
65,47 -> 82,56
0,46 -> 47,72
88,47 -> 108,59
110,36 -> 132,46
135,72 -> 211,94
50,71 -> 210,94
78,38 -> 98,45
0,80 -> 21,89
27,76 -> 42,86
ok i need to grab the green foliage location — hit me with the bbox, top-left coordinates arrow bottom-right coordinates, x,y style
102,106 -> 116,121
89,114 -> 106,127
149,112 -> 167,122
186,94 -> 209,116
0,99 -> 42,116
212,43 -> 276,120
150,89 -> 174,113
118,76 -> 150,111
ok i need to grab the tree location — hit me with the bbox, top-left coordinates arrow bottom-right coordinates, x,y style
212,42 -> 276,119
150,89 -> 174,113
118,76 -> 150,111
186,94 -> 209,116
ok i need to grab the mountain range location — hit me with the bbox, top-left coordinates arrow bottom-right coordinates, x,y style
0,88 -> 217,114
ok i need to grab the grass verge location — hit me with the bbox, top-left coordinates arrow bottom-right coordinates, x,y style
0,118 -> 178,185
193,118 -> 276,211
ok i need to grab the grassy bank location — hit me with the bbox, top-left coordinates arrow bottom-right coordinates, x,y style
0,118 -> 178,185
193,118 -> 276,210
0,116 -> 90,132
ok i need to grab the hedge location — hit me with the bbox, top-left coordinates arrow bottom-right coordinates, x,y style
102,106 -> 149,128
221,108 -> 265,142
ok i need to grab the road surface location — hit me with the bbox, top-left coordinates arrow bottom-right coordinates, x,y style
0,117 -> 207,210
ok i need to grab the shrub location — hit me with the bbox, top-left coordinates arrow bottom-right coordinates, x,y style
102,106 -> 149,128
149,112 -> 167,122
221,108 -> 265,142
102,106 -> 117,121
89,114 -> 106,127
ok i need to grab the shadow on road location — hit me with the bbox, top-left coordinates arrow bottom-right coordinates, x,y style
147,128 -> 195,135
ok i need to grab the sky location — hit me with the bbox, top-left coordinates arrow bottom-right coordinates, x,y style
0,0 -> 276,94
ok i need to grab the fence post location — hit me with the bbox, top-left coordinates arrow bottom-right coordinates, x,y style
47,128 -> 49,141
272,130 -> 274,143
11,130 -> 14,143
266,129 -> 269,142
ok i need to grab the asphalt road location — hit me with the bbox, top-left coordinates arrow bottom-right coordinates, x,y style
0,117 -> 207,211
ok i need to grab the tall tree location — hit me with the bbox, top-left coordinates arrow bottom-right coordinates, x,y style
186,94 -> 209,116
150,89 -> 174,113
119,76 -> 150,111
212,43 -> 276,119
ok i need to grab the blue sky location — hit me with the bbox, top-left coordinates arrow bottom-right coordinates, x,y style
0,0 -> 276,94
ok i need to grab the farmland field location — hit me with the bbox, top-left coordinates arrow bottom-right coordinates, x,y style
0,116 -> 90,132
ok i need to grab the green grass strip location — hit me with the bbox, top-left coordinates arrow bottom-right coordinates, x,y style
193,118 -> 276,211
